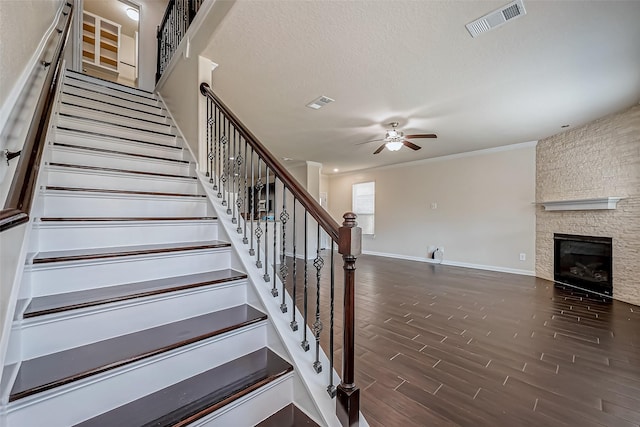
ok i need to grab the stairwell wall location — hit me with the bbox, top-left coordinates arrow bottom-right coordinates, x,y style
0,0 -> 63,118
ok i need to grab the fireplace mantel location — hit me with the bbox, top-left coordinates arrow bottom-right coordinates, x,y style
540,197 -> 624,211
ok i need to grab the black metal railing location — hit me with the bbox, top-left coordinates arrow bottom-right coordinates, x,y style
0,2 -> 73,232
156,0 -> 205,82
200,83 -> 361,426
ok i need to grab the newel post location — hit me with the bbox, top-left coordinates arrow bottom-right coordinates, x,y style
337,212 -> 361,426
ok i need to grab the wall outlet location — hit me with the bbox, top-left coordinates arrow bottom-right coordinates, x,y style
519,253 -> 526,261
431,202 -> 438,210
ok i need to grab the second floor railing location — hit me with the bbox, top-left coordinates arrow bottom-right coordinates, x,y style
200,83 -> 362,426
156,0 -> 205,82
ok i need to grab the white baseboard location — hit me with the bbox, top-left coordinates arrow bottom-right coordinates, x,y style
361,250 -> 535,276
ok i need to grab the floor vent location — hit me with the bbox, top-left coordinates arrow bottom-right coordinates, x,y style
466,0 -> 526,38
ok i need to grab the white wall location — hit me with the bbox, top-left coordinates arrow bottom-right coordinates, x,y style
328,143 -> 537,274
134,0 -> 164,90
0,0 -> 63,112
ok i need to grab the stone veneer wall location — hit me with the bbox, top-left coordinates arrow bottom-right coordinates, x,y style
536,104 -> 640,305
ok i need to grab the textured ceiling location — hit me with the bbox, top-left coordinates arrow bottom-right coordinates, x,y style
202,0 -> 640,174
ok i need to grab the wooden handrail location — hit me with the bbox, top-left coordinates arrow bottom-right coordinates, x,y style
199,82 -> 341,242
0,2 -> 73,232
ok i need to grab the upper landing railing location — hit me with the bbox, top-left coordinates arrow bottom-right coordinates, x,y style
200,83 -> 362,426
156,0 -> 205,82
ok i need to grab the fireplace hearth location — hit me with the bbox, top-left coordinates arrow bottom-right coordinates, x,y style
554,233 -> 612,296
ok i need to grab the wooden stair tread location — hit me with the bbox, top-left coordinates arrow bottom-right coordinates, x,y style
61,100 -> 171,127
256,404 -> 320,427
44,186 -> 204,199
39,216 -> 217,222
9,305 -> 267,401
55,128 -> 180,151
74,348 -> 292,427
52,141 -> 189,163
32,240 -> 229,264
59,112 -> 176,137
66,71 -> 156,98
24,269 -> 246,318
48,162 -> 195,180
64,82 -> 161,109
61,91 -> 166,118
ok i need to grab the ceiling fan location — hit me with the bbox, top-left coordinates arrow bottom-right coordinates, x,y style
359,122 -> 437,154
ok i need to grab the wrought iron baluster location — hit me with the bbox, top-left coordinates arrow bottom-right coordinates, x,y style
213,106 -> 218,191
242,139 -> 249,244
263,167 -> 271,283
249,149 -> 255,256
254,159 -> 263,268
290,198 -> 298,332
279,186 -> 289,313
328,243 -> 336,397
270,178 -> 278,295
231,126 -> 238,224
220,117 -> 228,204
225,119 -> 232,215
301,211 -> 310,352
205,98 -> 210,178
236,135 -> 244,234
215,107 -> 221,195
313,223 -> 324,373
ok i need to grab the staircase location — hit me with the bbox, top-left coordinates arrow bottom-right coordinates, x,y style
0,70 -> 320,426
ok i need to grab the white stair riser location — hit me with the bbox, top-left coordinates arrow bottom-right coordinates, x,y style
193,375 -> 294,427
62,85 -> 163,115
59,103 -> 172,133
30,220 -> 218,252
64,73 -> 157,100
63,78 -> 160,107
50,147 -> 191,176
26,248 -> 232,296
53,130 -> 183,159
18,282 -> 248,359
44,168 -> 200,196
41,192 -> 209,217
6,324 -> 267,427
60,93 -> 167,124
57,115 -> 176,146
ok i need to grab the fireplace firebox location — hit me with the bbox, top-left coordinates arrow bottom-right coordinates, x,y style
554,233 -> 612,296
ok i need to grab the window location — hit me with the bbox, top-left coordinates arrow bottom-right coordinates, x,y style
352,181 -> 375,235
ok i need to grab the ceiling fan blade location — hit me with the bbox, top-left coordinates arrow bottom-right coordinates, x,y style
403,140 -> 422,151
373,144 -> 386,154
405,134 -> 437,139
356,139 -> 384,146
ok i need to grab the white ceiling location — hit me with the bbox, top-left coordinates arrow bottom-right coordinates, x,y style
202,0 -> 640,174
83,0 -> 139,37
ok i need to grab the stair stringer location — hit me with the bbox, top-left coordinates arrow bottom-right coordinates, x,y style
197,175 -> 346,427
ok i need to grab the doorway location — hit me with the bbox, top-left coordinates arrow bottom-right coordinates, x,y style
80,0 -> 139,87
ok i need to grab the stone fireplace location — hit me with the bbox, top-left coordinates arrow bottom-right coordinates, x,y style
554,233 -> 612,296
536,105 -> 640,306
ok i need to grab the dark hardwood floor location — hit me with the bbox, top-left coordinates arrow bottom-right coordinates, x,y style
283,253 -> 640,427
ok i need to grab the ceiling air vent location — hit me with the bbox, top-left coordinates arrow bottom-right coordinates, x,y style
306,95 -> 335,110
466,0 -> 526,38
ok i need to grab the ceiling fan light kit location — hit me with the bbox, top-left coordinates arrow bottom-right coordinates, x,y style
361,121 -> 437,154
385,141 -> 404,151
